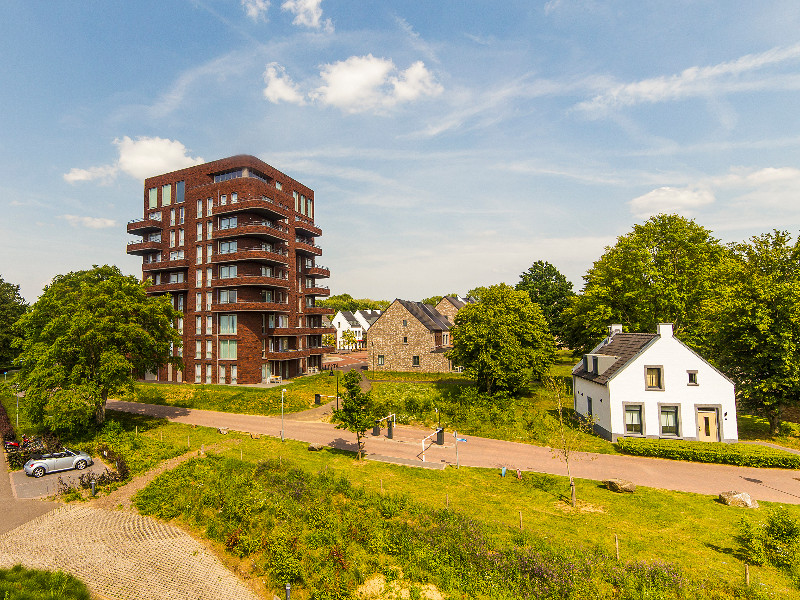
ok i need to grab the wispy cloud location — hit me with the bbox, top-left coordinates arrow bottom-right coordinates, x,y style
64,137 -> 204,183
60,215 -> 117,229
241,0 -> 270,22
281,0 -> 333,31
264,55 -> 442,114
577,43 -> 800,114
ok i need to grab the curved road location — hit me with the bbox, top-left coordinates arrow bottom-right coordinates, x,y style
107,399 -> 800,504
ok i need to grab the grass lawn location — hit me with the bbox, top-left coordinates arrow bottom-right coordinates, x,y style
0,565 -> 90,600
131,427 -> 799,598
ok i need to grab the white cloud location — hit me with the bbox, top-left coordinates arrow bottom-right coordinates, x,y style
263,62 -> 306,105
63,165 -> 118,184
281,0 -> 332,31
60,215 -> 117,229
310,55 -> 442,113
241,0 -> 270,22
630,186 -> 715,219
64,137 -> 204,183
578,43 -> 800,114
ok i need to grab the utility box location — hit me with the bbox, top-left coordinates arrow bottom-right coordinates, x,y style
314,394 -> 321,405
436,427 -> 445,445
387,420 -> 394,439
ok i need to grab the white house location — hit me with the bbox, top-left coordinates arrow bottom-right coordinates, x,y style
572,323 -> 737,443
331,310 -> 382,349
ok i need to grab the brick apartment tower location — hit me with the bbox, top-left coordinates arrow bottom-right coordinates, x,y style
126,155 -> 334,384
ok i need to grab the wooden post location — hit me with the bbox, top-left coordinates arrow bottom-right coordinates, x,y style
240,448 -> 243,460
615,533 -> 620,562
135,426 -> 138,437
745,564 -> 750,586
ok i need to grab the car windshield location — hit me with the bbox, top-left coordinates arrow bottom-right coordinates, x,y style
63,449 -> 75,456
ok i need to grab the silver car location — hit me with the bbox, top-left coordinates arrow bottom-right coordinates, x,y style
23,448 -> 93,478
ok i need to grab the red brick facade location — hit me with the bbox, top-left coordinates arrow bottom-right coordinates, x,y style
127,155 -> 334,384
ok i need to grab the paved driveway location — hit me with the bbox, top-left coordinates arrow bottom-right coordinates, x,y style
10,457 -> 110,499
108,398 -> 800,504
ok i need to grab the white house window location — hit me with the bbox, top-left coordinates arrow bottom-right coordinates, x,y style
660,406 -> 679,436
688,371 -> 698,386
645,367 -> 663,390
625,405 -> 643,434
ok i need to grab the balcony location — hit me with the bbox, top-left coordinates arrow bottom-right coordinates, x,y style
304,285 -> 330,297
303,305 -> 334,315
142,258 -> 189,272
294,238 -> 322,256
212,196 -> 288,220
211,248 -> 289,265
214,221 -> 290,243
127,217 -> 163,235
209,274 -> 290,289
210,300 -> 290,313
263,347 -> 323,360
305,265 -> 330,278
294,216 -> 321,236
145,280 -> 190,293
127,240 -> 162,256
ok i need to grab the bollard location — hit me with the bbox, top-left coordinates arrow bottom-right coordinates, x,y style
285,582 -> 291,600
315,393 -> 321,405
373,420 -> 381,436
436,427 -> 444,445
387,420 -> 394,439
91,481 -> 96,497
501,466 -> 506,477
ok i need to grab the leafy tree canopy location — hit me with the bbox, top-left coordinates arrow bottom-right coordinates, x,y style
448,283 -> 555,396
332,369 -> 376,459
318,293 -> 390,313
562,214 -> 725,354
0,275 -> 28,367
13,265 -> 183,428
702,231 -> 800,435
515,261 -> 574,346
466,286 -> 498,302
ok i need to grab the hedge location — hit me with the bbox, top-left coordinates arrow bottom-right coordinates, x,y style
615,437 -> 800,469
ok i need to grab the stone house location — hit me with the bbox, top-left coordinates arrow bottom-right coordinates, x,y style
572,323 -> 738,442
368,297 -> 473,372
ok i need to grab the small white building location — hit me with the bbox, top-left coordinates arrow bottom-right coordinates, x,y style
572,323 -> 737,442
331,309 -> 382,349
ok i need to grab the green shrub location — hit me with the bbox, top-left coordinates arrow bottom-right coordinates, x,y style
739,508 -> 800,569
615,438 -> 800,469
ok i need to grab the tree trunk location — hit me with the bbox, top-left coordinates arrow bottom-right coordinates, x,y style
96,390 -> 108,425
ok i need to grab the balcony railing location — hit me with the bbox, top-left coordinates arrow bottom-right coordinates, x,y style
127,217 -> 163,235
127,240 -> 162,255
212,195 -> 289,219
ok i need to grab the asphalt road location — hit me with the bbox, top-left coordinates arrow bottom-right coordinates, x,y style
107,399 -> 800,504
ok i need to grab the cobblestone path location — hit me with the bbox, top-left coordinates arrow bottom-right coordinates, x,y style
0,504 -> 260,600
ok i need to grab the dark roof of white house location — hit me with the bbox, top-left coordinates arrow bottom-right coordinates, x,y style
338,310 -> 360,327
572,333 -> 658,385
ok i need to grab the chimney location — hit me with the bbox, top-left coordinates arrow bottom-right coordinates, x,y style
608,324 -> 623,336
657,323 -> 673,338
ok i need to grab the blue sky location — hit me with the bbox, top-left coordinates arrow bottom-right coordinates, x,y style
3,1 -> 800,302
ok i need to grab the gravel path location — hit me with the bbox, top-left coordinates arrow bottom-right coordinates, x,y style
0,505 -> 260,600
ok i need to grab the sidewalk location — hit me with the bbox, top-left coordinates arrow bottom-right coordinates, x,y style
106,399 -> 800,504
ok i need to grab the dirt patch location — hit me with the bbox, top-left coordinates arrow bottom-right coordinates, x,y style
553,499 -> 606,514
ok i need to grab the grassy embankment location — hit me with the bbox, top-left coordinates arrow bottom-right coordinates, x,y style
0,565 -> 90,600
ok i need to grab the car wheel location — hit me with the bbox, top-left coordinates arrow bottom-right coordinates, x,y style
75,460 -> 87,470
32,466 -> 45,478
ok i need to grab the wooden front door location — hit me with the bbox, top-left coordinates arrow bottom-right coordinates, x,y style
697,409 -> 719,442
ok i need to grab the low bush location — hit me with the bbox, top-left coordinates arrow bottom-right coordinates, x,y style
615,438 -> 800,469
738,508 -> 800,568
0,391 -> 15,442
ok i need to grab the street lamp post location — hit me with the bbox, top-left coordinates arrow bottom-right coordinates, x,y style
281,388 -> 286,442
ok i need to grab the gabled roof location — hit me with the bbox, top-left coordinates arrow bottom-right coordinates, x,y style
338,310 -> 359,327
356,309 -> 382,326
573,333 -> 658,385
441,296 -> 474,310
396,299 -> 452,332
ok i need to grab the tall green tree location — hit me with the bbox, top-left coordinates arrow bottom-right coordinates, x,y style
13,265 -> 183,428
448,284 -> 555,395
0,275 -> 28,367
516,261 -> 574,345
332,369 -> 376,459
702,231 -> 800,435
319,293 -> 389,312
562,214 -> 725,354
